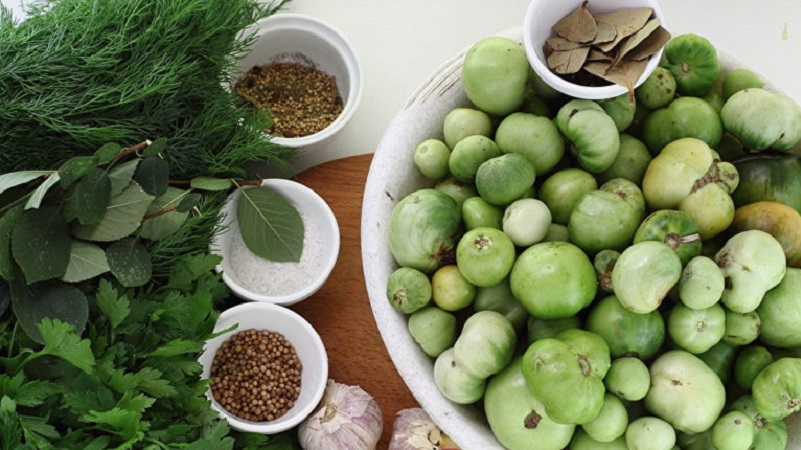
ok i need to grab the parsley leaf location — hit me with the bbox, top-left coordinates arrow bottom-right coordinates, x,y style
37,319 -> 95,374
95,280 -> 130,330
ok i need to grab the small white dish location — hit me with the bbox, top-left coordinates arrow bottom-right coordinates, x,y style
210,178 -> 340,306
199,302 -> 328,434
235,13 -> 363,148
523,0 -> 666,99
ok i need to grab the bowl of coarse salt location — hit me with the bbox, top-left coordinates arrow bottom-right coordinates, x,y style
211,178 -> 340,306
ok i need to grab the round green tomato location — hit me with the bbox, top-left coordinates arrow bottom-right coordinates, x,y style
521,91 -> 551,117
583,393 -> 628,442
751,357 -> 801,422
528,67 -> 561,99
474,278 -> 528,332
475,152 -> 536,206
757,266 -> 801,347
711,411 -> 754,450
431,265 -> 475,311
386,267 -> 432,313
413,138 -> 450,180
734,345 -> 774,391
634,209 -> 702,267
456,227 -> 515,287
732,153 -> 801,214
449,135 -> 501,182
557,328 -> 611,378
721,88 -> 801,152
502,198 -> 551,247
442,107 -> 492,149
642,96 -> 723,155
678,182 -> 735,240
527,315 -> 581,344
668,303 -> 726,354
433,347 -> 486,404
484,358 -> 576,450
542,223 -> 570,243
569,178 -> 645,254
510,242 -> 597,319
636,67 -> 677,110
434,177 -> 478,208
595,134 -> 652,186
613,241 -> 682,314
585,295 -> 665,360
407,306 -> 456,357
462,36 -> 528,116
461,196 -> 503,230
625,417 -> 676,450
597,92 -> 636,132
697,340 -> 736,386
662,33 -> 721,97
453,310 -> 517,379
645,350 -> 726,434
679,255 -> 724,310
538,168 -> 598,225
723,68 -> 764,100
723,309 -> 761,345
570,429 -> 628,450
496,112 -> 565,175
555,100 -> 620,173
604,356 -> 651,401
729,395 -> 788,450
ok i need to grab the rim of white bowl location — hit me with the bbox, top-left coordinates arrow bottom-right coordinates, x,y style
200,302 -> 329,434
522,0 -> 666,99
252,13 -> 363,148
211,178 -> 340,306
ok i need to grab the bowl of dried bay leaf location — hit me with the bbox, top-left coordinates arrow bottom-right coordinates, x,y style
523,0 -> 669,99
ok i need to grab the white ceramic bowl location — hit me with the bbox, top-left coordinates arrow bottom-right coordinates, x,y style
199,302 -> 328,434
210,178 -> 340,306
235,13 -> 363,148
361,27 -> 801,450
523,0 -> 666,99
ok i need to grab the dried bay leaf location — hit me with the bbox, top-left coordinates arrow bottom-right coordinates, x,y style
592,20 -> 617,45
553,1 -> 597,43
588,48 -> 613,62
614,18 -> 663,64
625,26 -> 672,61
548,46 -> 591,75
546,36 -> 586,51
594,7 -> 654,52
585,59 -> 649,92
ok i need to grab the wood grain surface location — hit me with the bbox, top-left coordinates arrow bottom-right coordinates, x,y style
290,153 -> 419,449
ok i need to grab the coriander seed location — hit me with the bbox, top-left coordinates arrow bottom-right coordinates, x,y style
210,329 -> 302,422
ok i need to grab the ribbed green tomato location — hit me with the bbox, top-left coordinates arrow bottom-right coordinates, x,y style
751,357 -> 801,422
555,99 -> 620,173
613,241 -> 682,314
662,33 -> 721,97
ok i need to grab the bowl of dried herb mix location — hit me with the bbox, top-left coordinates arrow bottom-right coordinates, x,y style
233,13 -> 362,148
199,302 -> 329,434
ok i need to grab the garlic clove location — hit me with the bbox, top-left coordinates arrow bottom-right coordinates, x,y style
389,408 -> 460,450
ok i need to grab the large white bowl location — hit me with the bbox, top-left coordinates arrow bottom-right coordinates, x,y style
361,27 -> 801,450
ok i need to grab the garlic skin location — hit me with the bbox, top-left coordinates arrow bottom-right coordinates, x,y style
298,380 -> 383,450
389,408 -> 460,450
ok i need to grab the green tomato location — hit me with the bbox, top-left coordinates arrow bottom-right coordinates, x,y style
642,96 -> 723,155
461,196 -> 503,231
502,198 -> 551,247
557,328 -> 611,378
595,134 -> 652,186
751,357 -> 801,422
732,153 -> 801,213
679,255 -> 724,310
484,358 -> 576,450
757,266 -> 801,347
645,350 -> 726,434
386,267 -> 432,313
456,227 -> 515,287
475,153 -> 536,206
570,429 -> 628,450
474,278 -> 528,333
662,33 -> 721,97
433,348 -> 486,404
538,168 -> 598,225
721,88 -> 801,152
715,230 -> 786,314
495,112 -> 565,175
583,393 -> 628,442
586,295 -> 665,360
521,91 -> 551,117
734,345 -> 774,391
510,242 -> 597,319
613,241 -> 682,314
389,189 -> 461,273
527,315 -> 581,344
528,67 -> 561,100
413,138 -> 450,180
723,69 -> 764,100
697,340 -> 736,386
448,135 -> 501,182
634,209 -> 702,267
712,411 -> 754,450
677,430 -> 716,450
453,310 -> 517,379
434,177 -> 478,208
597,93 -> 636,132
521,330 -> 609,425
568,178 -> 645,254
594,249 -> 619,293
625,417 -> 676,450
636,67 -> 677,110
556,99 -> 620,173
431,265 -> 475,311
462,36 -> 528,116
729,395 -> 788,450
723,309 -> 761,345
541,223 -> 570,243
407,306 -> 456,357
604,357 -> 651,401
668,303 -> 726,354
442,107 -> 493,149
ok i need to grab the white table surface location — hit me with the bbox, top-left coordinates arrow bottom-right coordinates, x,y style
3,0 -> 800,172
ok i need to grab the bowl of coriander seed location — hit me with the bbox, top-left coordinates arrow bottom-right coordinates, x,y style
233,13 -> 363,148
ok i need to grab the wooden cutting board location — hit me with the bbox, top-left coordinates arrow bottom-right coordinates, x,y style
290,153 -> 419,449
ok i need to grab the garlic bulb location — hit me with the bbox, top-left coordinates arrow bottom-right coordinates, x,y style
298,380 -> 383,450
389,408 -> 460,450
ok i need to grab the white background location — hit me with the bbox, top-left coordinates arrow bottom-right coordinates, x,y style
3,0 -> 801,172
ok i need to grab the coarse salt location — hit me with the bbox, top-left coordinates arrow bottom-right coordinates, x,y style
226,209 -> 324,296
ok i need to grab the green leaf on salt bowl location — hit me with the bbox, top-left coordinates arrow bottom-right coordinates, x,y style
236,187 -> 304,263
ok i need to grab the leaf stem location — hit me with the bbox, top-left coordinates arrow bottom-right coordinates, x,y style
116,140 -> 153,160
